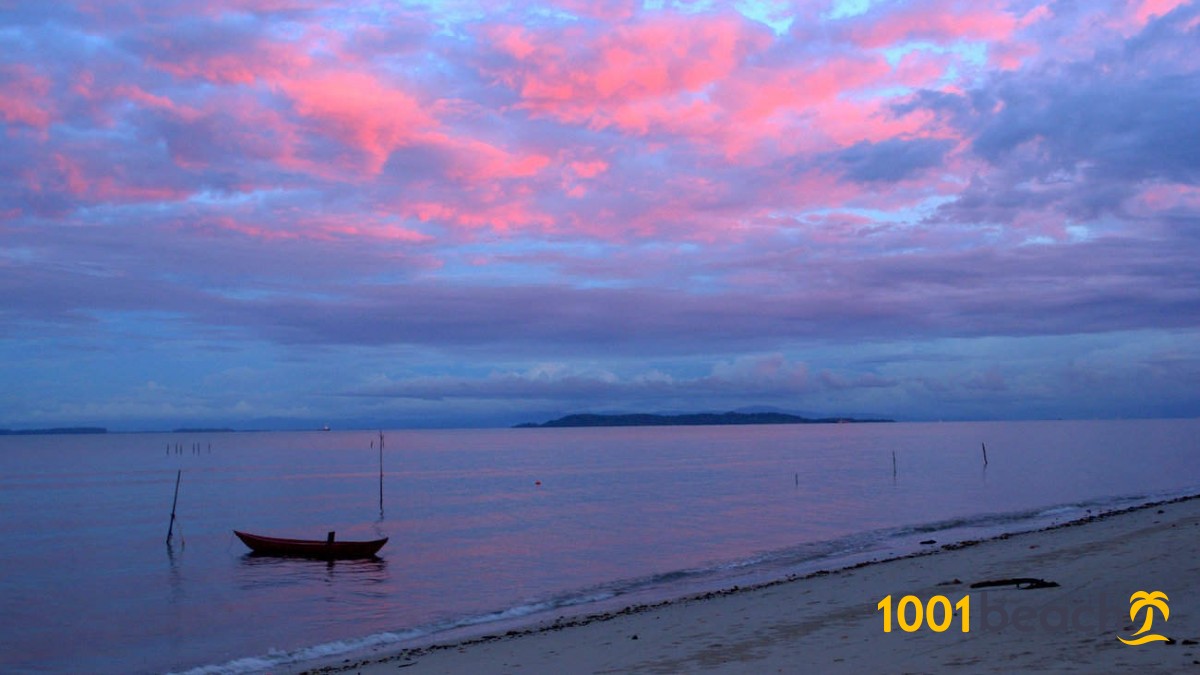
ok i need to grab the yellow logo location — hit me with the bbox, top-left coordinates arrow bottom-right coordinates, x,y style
1118,591 -> 1170,645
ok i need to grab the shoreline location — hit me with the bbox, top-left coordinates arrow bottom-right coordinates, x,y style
303,493 -> 1200,674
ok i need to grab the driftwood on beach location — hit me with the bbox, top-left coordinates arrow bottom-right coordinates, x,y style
969,577 -> 1060,589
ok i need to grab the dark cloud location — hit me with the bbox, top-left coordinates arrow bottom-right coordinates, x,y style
971,70 -> 1200,183
4,218 -> 1198,357
832,138 -> 954,183
924,3 -> 1200,223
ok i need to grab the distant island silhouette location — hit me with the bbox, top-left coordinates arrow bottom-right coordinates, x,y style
515,412 -> 893,428
0,427 -> 108,435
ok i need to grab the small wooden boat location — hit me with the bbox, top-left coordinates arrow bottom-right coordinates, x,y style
234,530 -> 388,559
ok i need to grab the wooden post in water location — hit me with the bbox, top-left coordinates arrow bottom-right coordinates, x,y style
892,451 -> 897,478
378,431 -> 385,516
166,469 -> 181,545
982,442 -> 989,467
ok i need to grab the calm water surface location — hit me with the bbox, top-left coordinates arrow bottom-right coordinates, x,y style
0,419 -> 1197,674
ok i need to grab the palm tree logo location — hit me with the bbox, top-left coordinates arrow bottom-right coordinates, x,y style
1118,591 -> 1170,645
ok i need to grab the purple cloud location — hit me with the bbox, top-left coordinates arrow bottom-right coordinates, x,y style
1,0 -> 1198,428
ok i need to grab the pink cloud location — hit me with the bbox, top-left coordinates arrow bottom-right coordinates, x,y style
20,151 -> 186,206
114,84 -> 202,121
290,213 -> 436,244
771,168 -> 869,212
19,153 -> 87,200
322,222 -> 433,243
596,16 -> 763,94
485,13 -> 770,132
1135,0 -> 1190,24
175,208 -> 437,245
989,39 -> 1041,70
440,137 -> 552,182
127,16 -> 452,178
558,158 -> 610,199
1132,183 -> 1200,214
820,98 -> 939,146
846,1 -> 1022,49
569,160 -> 609,178
564,167 -> 866,244
707,51 -> 954,160
201,215 -> 303,242
402,199 -> 554,234
488,25 -> 541,61
212,0 -> 325,13
277,70 -> 438,174
715,56 -> 890,126
153,47 -> 310,86
0,65 -> 55,130
138,20 -> 317,85
891,50 -> 954,87
493,21 -> 953,164
1019,4 -> 1054,28
163,92 -> 312,174
52,153 -> 88,197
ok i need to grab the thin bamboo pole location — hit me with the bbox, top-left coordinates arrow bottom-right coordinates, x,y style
166,470 -> 181,544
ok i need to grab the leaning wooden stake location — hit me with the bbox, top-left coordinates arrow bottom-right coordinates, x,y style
982,442 -> 989,467
166,469 -> 181,545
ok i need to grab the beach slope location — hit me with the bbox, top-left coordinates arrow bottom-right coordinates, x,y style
320,497 -> 1200,674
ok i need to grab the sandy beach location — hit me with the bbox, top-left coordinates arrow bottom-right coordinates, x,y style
312,496 -> 1200,674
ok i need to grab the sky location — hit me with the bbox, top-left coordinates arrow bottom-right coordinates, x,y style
2,0 -> 1198,430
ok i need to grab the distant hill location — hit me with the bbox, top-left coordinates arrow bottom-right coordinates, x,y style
514,412 -> 893,428
0,427 -> 108,435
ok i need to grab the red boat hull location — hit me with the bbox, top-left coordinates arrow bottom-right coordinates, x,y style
234,530 -> 388,559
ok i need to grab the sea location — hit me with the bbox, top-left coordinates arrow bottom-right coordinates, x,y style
0,419 -> 1197,674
